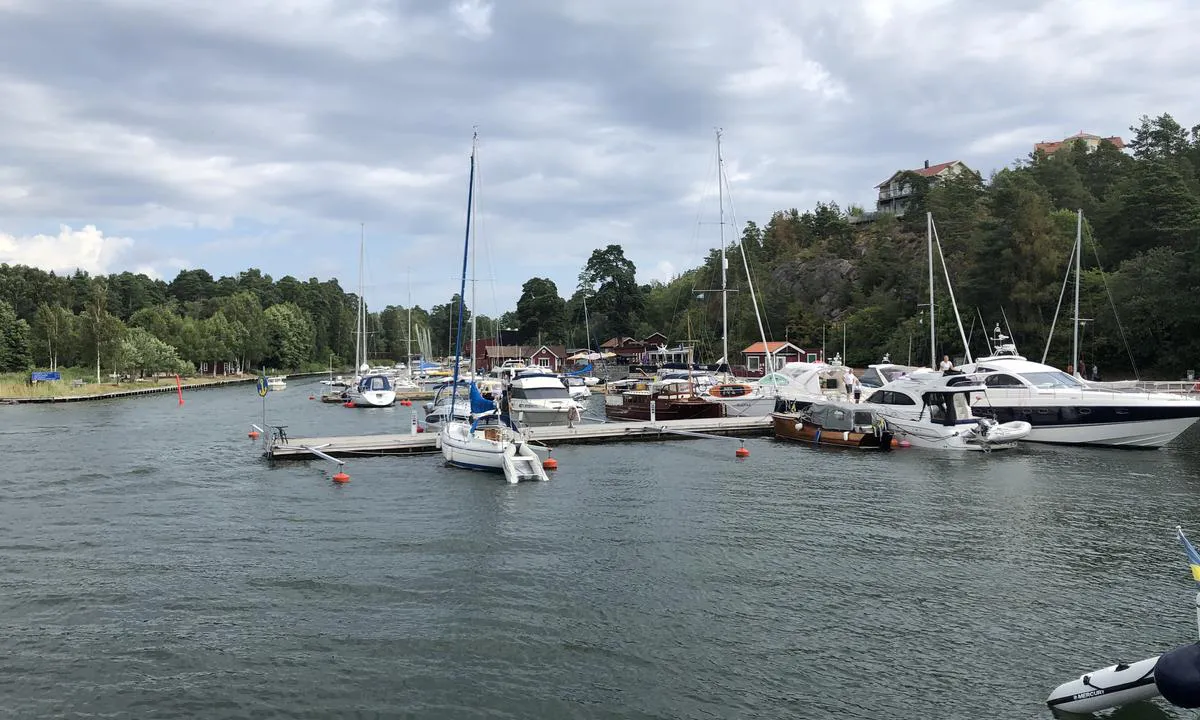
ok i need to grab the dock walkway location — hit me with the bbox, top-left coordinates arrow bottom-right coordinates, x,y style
266,416 -> 772,460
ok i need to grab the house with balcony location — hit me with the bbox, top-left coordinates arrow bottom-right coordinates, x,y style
874,160 -> 972,217
1034,131 -> 1125,155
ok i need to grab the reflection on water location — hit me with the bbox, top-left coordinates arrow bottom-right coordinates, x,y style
2,379 -> 1200,718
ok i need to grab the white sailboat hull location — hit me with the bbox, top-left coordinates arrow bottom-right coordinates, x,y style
349,390 -> 396,408
708,394 -> 776,418
439,421 -> 549,482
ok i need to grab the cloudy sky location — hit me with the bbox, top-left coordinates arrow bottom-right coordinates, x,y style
1,0 -> 1197,315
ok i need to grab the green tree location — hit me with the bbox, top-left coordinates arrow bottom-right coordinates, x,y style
30,303 -> 76,370
263,302 -> 316,369
578,244 -> 642,339
218,291 -> 268,369
515,277 -> 566,344
119,327 -> 188,377
0,300 -> 33,372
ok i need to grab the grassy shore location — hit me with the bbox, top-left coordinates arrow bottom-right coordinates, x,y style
0,370 -> 254,401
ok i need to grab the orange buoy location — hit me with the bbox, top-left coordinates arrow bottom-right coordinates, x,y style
735,445 -> 750,459
890,438 -> 899,449
248,430 -> 260,439
332,471 -> 350,484
543,456 -> 558,470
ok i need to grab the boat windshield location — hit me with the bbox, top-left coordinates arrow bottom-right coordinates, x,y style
1019,371 -> 1084,390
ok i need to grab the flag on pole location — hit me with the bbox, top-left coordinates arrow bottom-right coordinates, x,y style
1177,526 -> 1200,583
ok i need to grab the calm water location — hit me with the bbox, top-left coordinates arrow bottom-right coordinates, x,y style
4,379 -> 1200,719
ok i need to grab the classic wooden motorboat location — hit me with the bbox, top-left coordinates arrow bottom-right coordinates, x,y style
771,398 -> 893,450
604,380 -> 723,422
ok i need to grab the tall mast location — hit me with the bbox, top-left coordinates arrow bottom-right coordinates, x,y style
1072,209 -> 1082,375
717,128 -> 728,369
448,132 -> 476,425
469,132 -> 479,379
358,222 -> 365,374
927,211 -> 935,367
406,266 -> 412,372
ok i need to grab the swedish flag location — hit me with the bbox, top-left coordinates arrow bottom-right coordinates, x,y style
1177,526 -> 1200,583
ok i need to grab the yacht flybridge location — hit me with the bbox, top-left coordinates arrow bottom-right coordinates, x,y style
961,327 -> 1200,448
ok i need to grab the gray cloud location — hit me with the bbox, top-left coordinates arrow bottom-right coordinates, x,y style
0,0 -> 1198,312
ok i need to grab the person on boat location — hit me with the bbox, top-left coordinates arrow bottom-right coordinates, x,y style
1066,363 -> 1075,376
852,375 -> 863,404
842,368 -> 856,400
939,355 -> 953,372
1091,364 -> 1100,382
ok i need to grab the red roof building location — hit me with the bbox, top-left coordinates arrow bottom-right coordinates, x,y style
874,160 -> 973,217
1034,131 -> 1125,155
741,341 -> 820,374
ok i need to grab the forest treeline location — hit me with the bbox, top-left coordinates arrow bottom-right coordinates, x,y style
0,112 -> 1198,379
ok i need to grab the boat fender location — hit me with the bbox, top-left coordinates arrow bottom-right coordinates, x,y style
1155,642 -> 1200,708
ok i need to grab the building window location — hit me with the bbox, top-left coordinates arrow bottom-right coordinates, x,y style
747,356 -> 760,371
807,353 -> 819,363
538,357 -> 550,367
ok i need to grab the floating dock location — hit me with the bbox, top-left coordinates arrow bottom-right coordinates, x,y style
266,416 -> 772,460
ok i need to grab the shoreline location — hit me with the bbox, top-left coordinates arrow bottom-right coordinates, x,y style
0,370 -> 333,405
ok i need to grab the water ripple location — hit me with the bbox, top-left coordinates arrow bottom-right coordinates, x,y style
1,383 -> 1199,718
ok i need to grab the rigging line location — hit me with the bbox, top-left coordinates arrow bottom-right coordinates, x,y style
669,145 -> 722,349
719,144 -> 771,377
930,216 -> 972,364
975,307 -> 989,359
719,150 -> 776,345
1041,235 -> 1077,365
1086,224 -> 1140,380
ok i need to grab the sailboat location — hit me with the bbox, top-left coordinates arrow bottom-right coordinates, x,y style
345,224 -> 397,408
438,132 -> 549,483
699,129 -> 779,417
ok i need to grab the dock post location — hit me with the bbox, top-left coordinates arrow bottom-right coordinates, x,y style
410,409 -> 417,436
650,399 -> 656,422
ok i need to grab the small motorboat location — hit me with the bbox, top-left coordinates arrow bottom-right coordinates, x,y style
771,398 -> 893,450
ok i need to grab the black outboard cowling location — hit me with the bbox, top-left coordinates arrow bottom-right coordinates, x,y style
1155,643 -> 1200,708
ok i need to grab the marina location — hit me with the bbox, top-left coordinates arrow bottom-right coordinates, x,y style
5,380 -> 1200,719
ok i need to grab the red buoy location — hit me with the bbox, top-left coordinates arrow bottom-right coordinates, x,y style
343,401 -> 354,408
416,425 -> 425,433
543,456 -> 558,470
735,445 -> 750,459
332,471 -> 350,484
309,395 -> 315,400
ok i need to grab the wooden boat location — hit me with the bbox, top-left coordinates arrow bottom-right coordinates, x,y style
604,381 -> 723,422
771,398 -> 893,450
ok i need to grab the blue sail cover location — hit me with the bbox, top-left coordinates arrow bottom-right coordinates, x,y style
469,382 -> 497,414
566,363 -> 593,376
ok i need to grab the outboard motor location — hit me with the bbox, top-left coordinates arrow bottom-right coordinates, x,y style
1154,642 -> 1200,708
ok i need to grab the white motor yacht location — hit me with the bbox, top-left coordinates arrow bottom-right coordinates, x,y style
862,369 -> 1031,451
959,328 -> 1200,448
506,370 -> 578,427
